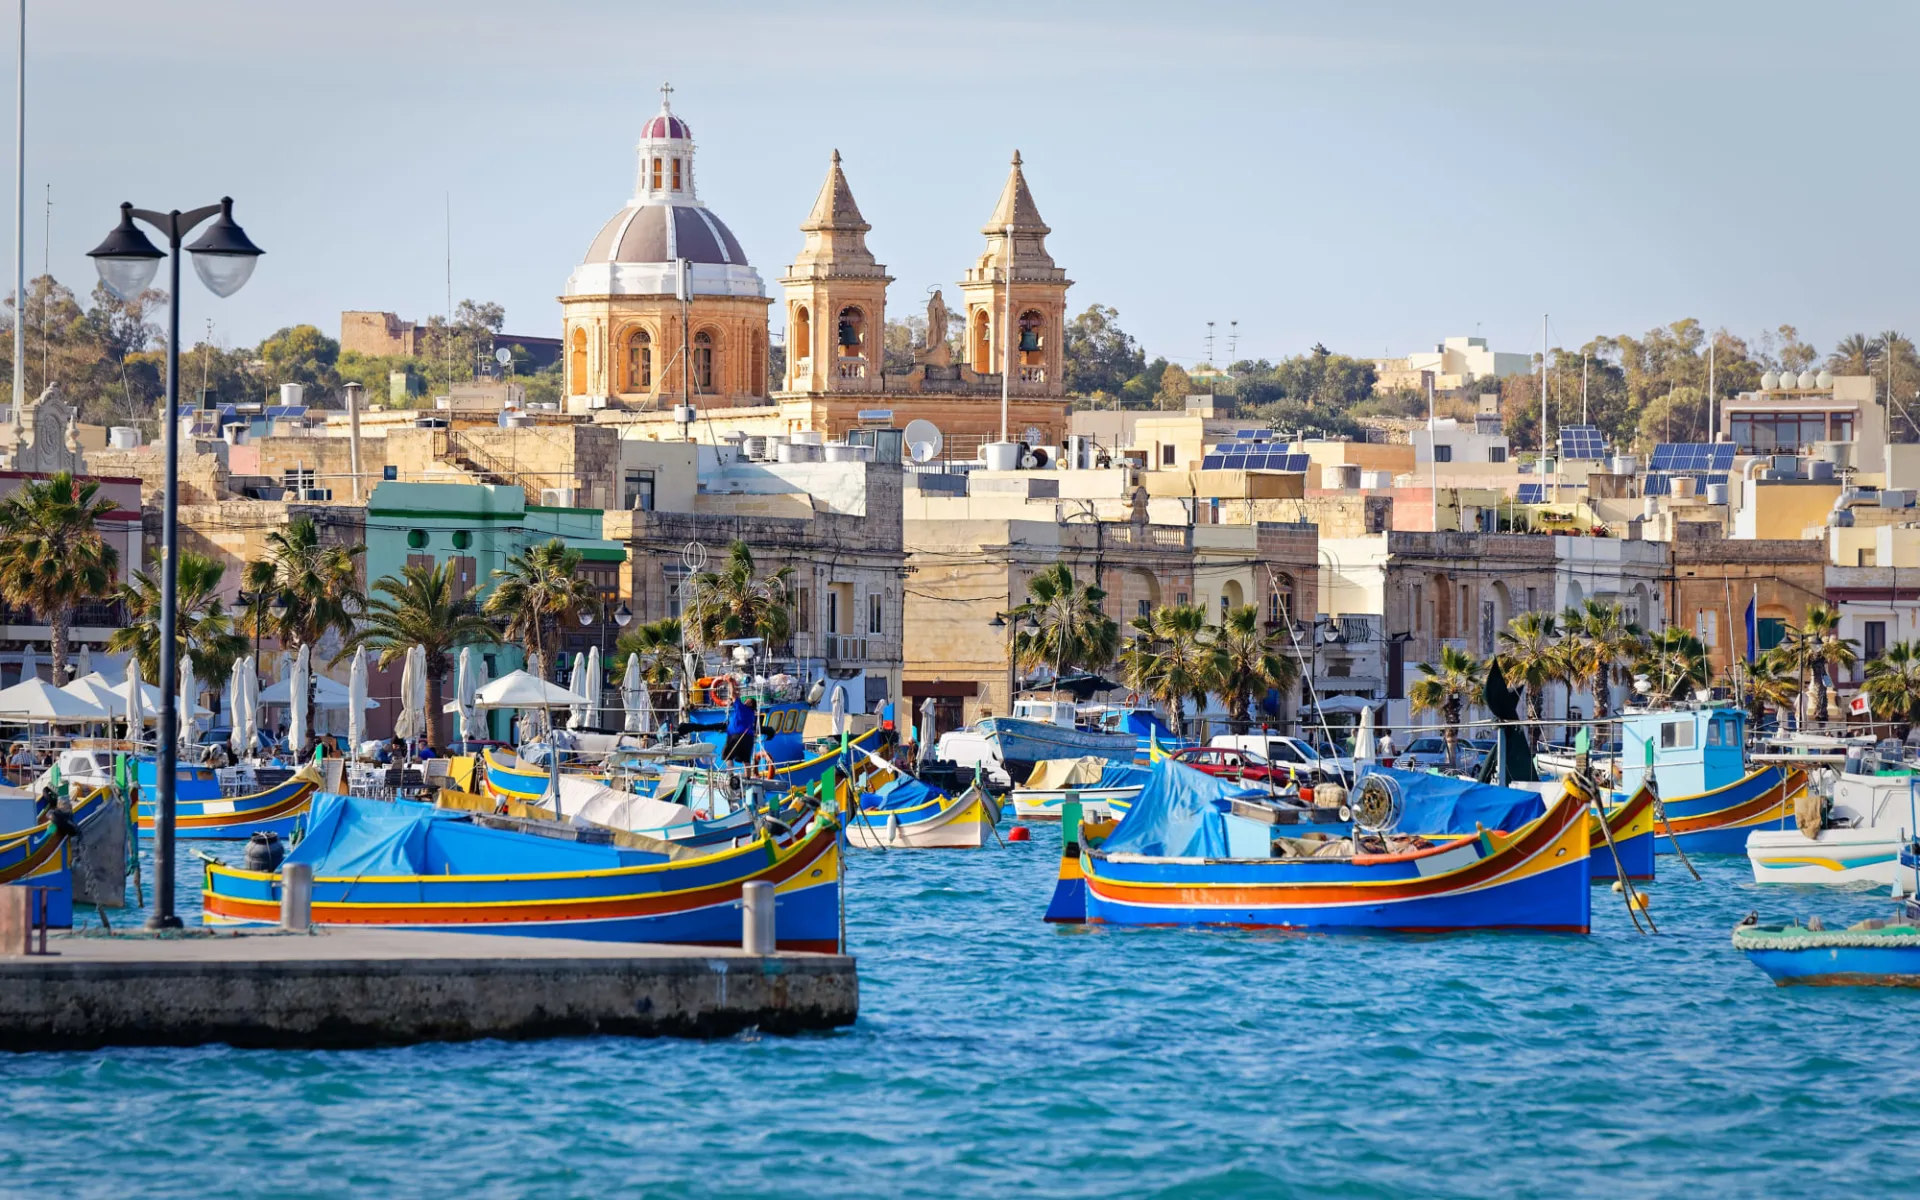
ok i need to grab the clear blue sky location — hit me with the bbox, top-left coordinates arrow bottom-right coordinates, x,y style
26,0 -> 1919,368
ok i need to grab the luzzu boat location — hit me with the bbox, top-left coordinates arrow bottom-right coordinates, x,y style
1046,762 -> 1592,933
0,786 -> 118,927
1011,758 -> 1151,821
134,760 -> 320,840
1616,706 -> 1802,855
1734,912 -> 1920,986
1588,783 -> 1656,883
846,773 -> 999,849
202,791 -> 842,950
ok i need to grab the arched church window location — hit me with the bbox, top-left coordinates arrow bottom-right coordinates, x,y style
1018,310 -> 1045,364
971,311 -> 991,373
836,306 -> 865,357
651,157 -> 663,190
569,327 -> 587,396
793,306 -> 811,361
671,158 -> 682,190
626,329 -> 652,391
693,330 -> 714,392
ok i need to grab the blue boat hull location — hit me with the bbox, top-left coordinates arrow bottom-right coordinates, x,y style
1744,944 -> 1920,986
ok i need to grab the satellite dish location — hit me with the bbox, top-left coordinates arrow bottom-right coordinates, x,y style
902,418 -> 943,463
494,347 -> 513,366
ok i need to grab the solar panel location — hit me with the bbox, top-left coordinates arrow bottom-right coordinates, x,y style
1650,443 -> 1735,472
1201,454 -> 1225,469
1223,454 -> 1248,469
1558,425 -> 1605,461
1274,453 -> 1308,472
1233,428 -> 1261,439
1517,483 -> 1545,503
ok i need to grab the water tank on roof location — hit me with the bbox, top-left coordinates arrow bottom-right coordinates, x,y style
1673,476 -> 1699,499
1706,482 -> 1730,504
1798,370 -> 1818,389
108,426 -> 140,450
980,441 -> 1022,471
1762,371 -> 1780,390
1817,370 -> 1834,388
279,383 -> 304,407
1361,469 -> 1394,490
1610,455 -> 1638,475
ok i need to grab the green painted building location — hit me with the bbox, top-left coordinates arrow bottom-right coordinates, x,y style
364,481 -> 627,738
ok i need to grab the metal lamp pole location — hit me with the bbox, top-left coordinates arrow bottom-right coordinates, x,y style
89,197 -> 262,929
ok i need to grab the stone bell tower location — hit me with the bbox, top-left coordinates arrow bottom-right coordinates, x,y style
957,151 -> 1070,399
778,150 -> 893,396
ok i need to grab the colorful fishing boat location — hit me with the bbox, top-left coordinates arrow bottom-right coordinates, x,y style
1748,755 -> 1915,887
134,761 -> 320,840
1011,757 -> 1150,821
0,786 -> 118,927
1734,915 -> 1920,986
978,699 -> 1137,781
1616,707 -> 1801,854
202,791 -> 842,950
847,776 -> 999,849
1047,762 -> 1592,933
1589,783 -> 1656,883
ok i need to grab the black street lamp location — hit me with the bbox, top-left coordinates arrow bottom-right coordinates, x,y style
90,196 -> 263,930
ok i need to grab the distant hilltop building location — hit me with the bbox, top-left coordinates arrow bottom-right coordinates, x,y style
341,311 -> 425,358
559,84 -> 1074,451
1375,336 -> 1532,396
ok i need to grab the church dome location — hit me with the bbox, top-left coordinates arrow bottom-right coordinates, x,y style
565,86 -> 765,300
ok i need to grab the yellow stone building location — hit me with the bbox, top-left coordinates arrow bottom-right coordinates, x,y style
566,87 -> 1073,454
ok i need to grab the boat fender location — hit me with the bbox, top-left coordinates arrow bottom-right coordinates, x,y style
1008,825 -> 1031,842
244,831 -> 285,874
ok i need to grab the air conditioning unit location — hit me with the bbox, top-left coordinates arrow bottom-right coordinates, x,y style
539,487 -> 575,507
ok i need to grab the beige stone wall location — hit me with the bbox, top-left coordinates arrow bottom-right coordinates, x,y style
88,444 -> 230,505
340,311 -> 423,357
249,436 -> 388,501
562,293 -> 773,410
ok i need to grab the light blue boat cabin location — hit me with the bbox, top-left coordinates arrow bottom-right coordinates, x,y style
1616,706 -> 1745,799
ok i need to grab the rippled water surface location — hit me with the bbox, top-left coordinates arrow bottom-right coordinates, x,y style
6,836 -> 1920,1197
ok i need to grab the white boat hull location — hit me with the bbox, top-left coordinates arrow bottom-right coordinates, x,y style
846,789 -> 999,849
1746,827 -> 1908,886
1009,785 -> 1142,821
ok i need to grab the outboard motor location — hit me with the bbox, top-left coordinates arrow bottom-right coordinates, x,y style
244,831 -> 285,874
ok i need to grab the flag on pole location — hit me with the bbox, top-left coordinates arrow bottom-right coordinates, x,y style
1850,694 -> 1870,717
1744,597 -> 1758,664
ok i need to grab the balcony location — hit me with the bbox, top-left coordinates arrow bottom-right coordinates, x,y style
1104,524 -> 1191,549
837,358 -> 868,380
1018,366 -> 1046,384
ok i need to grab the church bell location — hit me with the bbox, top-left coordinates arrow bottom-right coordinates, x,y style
1018,328 -> 1042,352
837,320 -> 860,348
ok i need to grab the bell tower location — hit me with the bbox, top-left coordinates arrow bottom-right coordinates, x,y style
778,150 -> 892,395
958,151 -> 1070,400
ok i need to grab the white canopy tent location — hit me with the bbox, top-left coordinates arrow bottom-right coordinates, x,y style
0,677 -> 110,723
258,674 -> 381,710
442,670 -> 582,712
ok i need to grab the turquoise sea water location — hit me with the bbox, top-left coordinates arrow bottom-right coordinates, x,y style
5,836 -> 1920,1198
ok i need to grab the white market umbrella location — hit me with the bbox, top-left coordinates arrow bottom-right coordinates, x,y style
830,684 -> 847,738
1354,701 -> 1378,764
916,697 -> 938,770
228,659 -> 249,759
442,670 -> 581,712
258,674 -> 379,710
408,644 -> 429,745
394,644 -> 424,742
457,646 -> 480,744
621,653 -> 645,735
178,658 -> 196,752
289,645 -> 310,756
0,676 -> 109,723
239,657 -> 258,757
585,646 -> 602,730
348,648 -> 368,757
567,652 -> 589,731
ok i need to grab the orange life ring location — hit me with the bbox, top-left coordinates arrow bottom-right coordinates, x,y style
707,676 -> 737,706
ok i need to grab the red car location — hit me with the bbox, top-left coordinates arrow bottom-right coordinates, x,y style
1170,746 -> 1292,784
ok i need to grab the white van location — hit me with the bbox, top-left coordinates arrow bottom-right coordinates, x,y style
1207,734 -> 1347,784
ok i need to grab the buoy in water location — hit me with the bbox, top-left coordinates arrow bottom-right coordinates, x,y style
1630,892 -> 1651,910
1611,880 -> 1624,894
1008,826 -> 1031,842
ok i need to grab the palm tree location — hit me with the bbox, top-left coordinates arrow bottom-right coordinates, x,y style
1209,604 -> 1297,729
1013,563 -> 1120,683
1827,333 -> 1878,377
1786,604 -> 1857,725
1119,604 -> 1213,737
1496,610 -> 1564,741
1635,627 -> 1712,703
1743,648 -> 1803,729
684,540 -> 791,652
241,515 -> 365,728
109,550 -> 248,713
1865,641 -> 1920,735
615,616 -> 684,708
485,538 -> 602,680
1409,645 -> 1484,768
342,561 -> 500,746
1560,599 -> 1645,736
0,471 -> 120,684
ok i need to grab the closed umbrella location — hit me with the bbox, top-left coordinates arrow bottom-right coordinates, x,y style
289,645 -> 310,756
229,658 -> 250,759
621,653 -> 644,734
395,644 -> 424,742
916,697 -> 938,770
348,648 -> 368,758
126,659 -> 146,738
76,644 -> 92,682
18,642 -> 36,685
457,646 -> 480,745
1354,701 -> 1378,764
830,684 -> 847,738
585,646 -> 602,730
567,651 -> 588,731
240,657 -> 258,757
178,658 -> 196,754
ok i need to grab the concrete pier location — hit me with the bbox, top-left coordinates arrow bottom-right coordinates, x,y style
0,928 -> 858,1050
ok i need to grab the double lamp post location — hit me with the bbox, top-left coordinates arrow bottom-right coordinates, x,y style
88,197 -> 263,930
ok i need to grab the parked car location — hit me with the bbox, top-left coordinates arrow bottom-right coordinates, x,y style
1208,734 -> 1345,785
1395,736 -> 1486,773
1171,746 -> 1288,785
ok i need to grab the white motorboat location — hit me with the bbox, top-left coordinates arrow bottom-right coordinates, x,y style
1747,745 -> 1918,887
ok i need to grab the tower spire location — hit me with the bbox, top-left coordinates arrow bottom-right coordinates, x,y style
984,149 -> 1048,234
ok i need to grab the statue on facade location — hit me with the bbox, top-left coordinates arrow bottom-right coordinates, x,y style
917,288 -> 952,368
15,383 -> 84,475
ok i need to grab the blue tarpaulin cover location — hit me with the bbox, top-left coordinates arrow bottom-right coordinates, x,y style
1099,760 -> 1237,858
1355,766 -> 1546,834
1098,763 -> 1151,789
862,774 -> 944,812
1123,711 -> 1177,739
287,792 -> 661,878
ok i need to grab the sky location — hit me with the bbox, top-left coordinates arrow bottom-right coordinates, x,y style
22,0 -> 1920,368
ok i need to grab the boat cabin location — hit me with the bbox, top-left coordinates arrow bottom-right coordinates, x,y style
1012,699 -> 1078,728
1617,706 -> 1745,799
